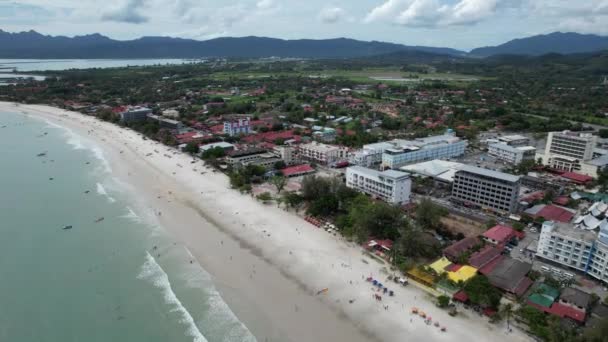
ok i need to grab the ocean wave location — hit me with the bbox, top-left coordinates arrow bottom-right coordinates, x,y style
138,252 -> 209,342
180,249 -> 257,342
96,183 -> 116,203
42,117 -> 112,172
121,206 -> 142,224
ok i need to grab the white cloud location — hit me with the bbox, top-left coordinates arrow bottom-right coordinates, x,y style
319,6 -> 346,24
101,0 -> 149,24
366,0 -> 500,27
257,0 -> 275,10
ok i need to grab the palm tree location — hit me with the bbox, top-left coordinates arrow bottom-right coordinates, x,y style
501,303 -> 514,331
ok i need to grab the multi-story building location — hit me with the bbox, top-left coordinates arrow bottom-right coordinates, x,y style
272,146 -> 297,166
119,106 -> 152,122
536,220 -> 608,284
312,127 -> 337,143
488,143 -> 536,165
542,131 -> 597,175
350,142 -> 395,167
147,114 -> 182,130
223,118 -> 251,136
346,166 -> 411,205
451,165 -> 521,214
498,134 -> 530,147
382,130 -> 467,169
298,142 -> 349,165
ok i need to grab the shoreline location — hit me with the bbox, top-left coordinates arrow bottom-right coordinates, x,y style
1,101 -> 533,342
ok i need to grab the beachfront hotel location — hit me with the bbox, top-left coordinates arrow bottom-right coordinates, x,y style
223,118 -> 251,136
451,165 -> 521,214
536,201 -> 608,284
298,142 -> 349,165
381,130 -> 467,169
345,166 -> 411,205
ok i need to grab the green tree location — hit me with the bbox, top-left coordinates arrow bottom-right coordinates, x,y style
437,295 -> 450,308
270,175 -> 287,194
256,192 -> 272,203
183,142 -> 200,155
415,199 -> 448,230
463,275 -> 502,309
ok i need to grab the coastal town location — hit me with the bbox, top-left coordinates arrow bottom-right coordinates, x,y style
2,55 -> 608,342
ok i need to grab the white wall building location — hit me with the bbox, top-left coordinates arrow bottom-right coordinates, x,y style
223,119 -> 251,136
542,131 -> 598,175
272,146 -> 297,165
382,130 -> 467,169
298,142 -> 348,165
536,220 -> 608,284
346,166 -> 411,205
350,142 -> 395,167
498,134 -> 530,147
119,106 -> 152,122
488,143 -> 536,165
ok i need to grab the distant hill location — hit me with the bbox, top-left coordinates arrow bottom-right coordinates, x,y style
470,32 -> 608,57
0,30 -> 465,59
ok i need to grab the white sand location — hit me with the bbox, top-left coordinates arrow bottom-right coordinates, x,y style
2,102 -> 533,342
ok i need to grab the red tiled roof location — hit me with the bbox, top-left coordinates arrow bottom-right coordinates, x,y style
553,196 -> 570,206
453,290 -> 469,303
513,277 -> 534,297
549,302 -> 586,323
443,237 -> 480,260
534,205 -> 575,223
483,225 -> 516,244
561,172 -> 593,184
478,255 -> 505,275
469,246 -> 503,268
445,264 -> 462,272
281,164 -> 315,177
521,191 -> 545,203
242,130 -> 300,144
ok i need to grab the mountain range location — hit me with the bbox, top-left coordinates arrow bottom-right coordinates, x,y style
1,30 -> 607,59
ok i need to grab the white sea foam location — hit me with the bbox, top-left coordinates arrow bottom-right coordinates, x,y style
96,183 -> 116,203
121,206 -> 142,224
138,252 -> 209,342
180,248 -> 257,342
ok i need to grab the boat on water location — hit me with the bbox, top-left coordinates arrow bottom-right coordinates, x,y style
62,225 -> 73,230
36,152 -> 47,157
95,217 -> 104,223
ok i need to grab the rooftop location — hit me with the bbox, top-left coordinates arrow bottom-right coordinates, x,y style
483,225 -> 516,244
487,258 -> 532,294
560,287 -> 592,309
458,165 -> 521,183
525,204 -> 576,223
543,221 -> 598,242
348,166 -> 410,180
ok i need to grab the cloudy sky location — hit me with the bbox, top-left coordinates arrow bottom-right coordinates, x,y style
1,0 -> 608,50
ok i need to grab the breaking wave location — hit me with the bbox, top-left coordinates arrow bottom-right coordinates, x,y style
138,252 -> 209,342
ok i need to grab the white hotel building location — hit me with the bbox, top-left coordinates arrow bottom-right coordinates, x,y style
488,143 -> 536,165
298,142 -> 349,165
381,130 -> 467,169
537,220 -> 608,284
542,131 -> 598,176
346,166 -> 411,205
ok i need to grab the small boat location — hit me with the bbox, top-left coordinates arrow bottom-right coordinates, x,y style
95,217 -> 104,223
84,190 -> 90,194
62,225 -> 73,230
36,152 -> 47,157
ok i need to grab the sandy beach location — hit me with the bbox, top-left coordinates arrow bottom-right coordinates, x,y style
2,101 -> 533,342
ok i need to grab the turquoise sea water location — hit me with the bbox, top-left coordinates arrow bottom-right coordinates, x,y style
0,111 -> 256,342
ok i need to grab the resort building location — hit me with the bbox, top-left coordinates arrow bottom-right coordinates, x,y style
542,131 -> 602,176
223,118 -> 251,136
298,142 -> 349,165
488,143 -> 536,165
350,142 -> 395,167
147,114 -> 182,130
345,166 -> 411,205
498,134 -> 530,147
226,148 -> 272,168
536,201 -> 608,285
119,106 -> 152,122
381,130 -> 467,169
451,165 -> 521,214
272,146 -> 298,166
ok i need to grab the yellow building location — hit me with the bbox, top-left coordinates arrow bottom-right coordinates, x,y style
428,257 -> 477,283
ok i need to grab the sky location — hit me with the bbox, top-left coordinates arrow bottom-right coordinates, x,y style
1,0 -> 608,51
